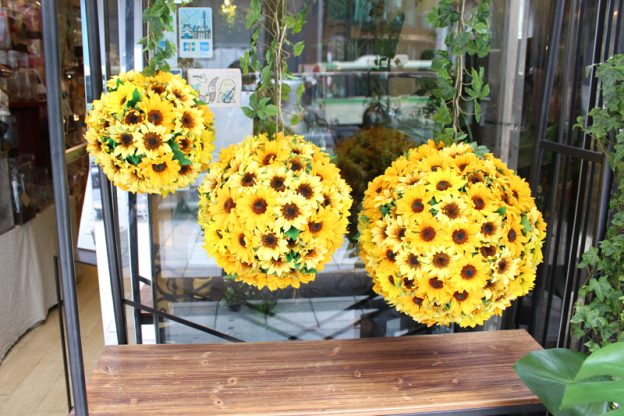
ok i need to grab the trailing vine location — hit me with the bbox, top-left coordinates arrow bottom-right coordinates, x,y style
240,0 -> 307,135
427,0 -> 491,144
571,54 -> 624,352
139,0 -> 189,75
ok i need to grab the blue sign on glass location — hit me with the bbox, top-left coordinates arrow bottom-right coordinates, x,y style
178,7 -> 213,58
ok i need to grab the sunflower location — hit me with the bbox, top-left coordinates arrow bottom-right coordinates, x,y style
260,257 -> 293,277
140,152 -> 181,189
210,186 -> 239,227
448,288 -> 483,316
254,228 -> 288,261
396,187 -> 431,221
396,250 -> 422,280
136,124 -> 170,158
275,195 -> 312,231
425,168 -> 466,194
105,83 -> 136,112
228,222 -> 253,263
138,94 -> 175,130
167,77 -> 195,106
466,182 -> 497,213
448,222 -> 480,254
238,188 -> 278,229
434,194 -> 469,225
408,213 -> 445,248
109,124 -> 140,159
449,256 -> 489,292
176,107 -> 203,134
301,207 -> 337,244
255,138 -> 289,166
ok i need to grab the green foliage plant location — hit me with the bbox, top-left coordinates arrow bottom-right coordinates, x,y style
427,0 -> 491,144
334,127 -> 415,245
239,0 -> 307,135
571,54 -> 624,352
139,0 -> 190,75
514,341 -> 624,415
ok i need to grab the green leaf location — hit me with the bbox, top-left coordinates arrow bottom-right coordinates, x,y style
168,140 -> 192,165
562,381 -> 624,408
293,41 -> 305,57
285,227 -> 300,240
264,104 -> 279,116
521,214 -> 532,234
496,207 -> 507,216
514,349 -> 608,416
573,341 -> 624,380
126,88 -> 141,108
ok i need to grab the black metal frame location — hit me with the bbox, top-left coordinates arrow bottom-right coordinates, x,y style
45,0 -> 623,414
528,0 -> 624,348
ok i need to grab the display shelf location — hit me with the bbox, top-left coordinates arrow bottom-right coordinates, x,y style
84,329 -> 543,415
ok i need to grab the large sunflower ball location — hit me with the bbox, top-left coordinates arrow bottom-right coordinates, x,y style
85,70 -> 215,194
358,140 -> 547,327
198,133 -> 352,290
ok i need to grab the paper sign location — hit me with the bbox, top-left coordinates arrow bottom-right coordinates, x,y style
178,7 -> 213,59
188,68 -> 241,107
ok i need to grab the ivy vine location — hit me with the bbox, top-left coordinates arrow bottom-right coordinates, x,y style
427,0 -> 491,144
571,54 -> 624,352
139,0 -> 189,75
240,0 -> 307,135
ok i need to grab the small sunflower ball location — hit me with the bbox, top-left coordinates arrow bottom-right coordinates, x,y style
198,133 -> 352,290
85,70 -> 215,194
358,140 -> 547,327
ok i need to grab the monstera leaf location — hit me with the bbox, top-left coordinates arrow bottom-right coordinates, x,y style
514,342 -> 624,416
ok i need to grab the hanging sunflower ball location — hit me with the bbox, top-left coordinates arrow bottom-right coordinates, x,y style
358,140 -> 547,327
85,70 -> 215,194
197,133 -> 352,290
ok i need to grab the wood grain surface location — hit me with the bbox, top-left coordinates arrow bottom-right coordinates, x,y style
86,329 -> 542,415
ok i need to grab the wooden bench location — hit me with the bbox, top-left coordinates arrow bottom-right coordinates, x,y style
85,329 -> 543,415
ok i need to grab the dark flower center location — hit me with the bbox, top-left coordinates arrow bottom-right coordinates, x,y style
388,275 -> 395,285
411,199 -> 424,213
498,259 -> 510,274
396,227 -> 406,240
508,229 -> 517,242
472,196 -> 485,210
281,203 -> 301,220
124,111 -> 143,124
421,226 -> 436,242
386,250 -> 396,262
452,229 -> 468,244
513,190 -> 519,200
143,133 -> 162,150
458,163 -> 469,171
179,165 -> 192,175
436,180 -> 450,191
432,252 -> 450,268
270,176 -> 286,192
241,173 -> 256,187
454,291 -> 469,301
152,84 -> 165,94
413,296 -> 424,306
480,246 -> 497,257
238,233 -> 246,247
290,159 -> 303,171
442,202 -> 460,219
181,112 -> 195,129
178,138 -> 191,152
481,222 -> 496,236
469,173 -> 484,184
297,184 -> 314,199
309,221 -> 323,233
323,194 -> 332,207
152,163 -> 166,173
261,233 -> 278,248
120,133 -> 133,147
251,198 -> 267,214
407,254 -> 420,268
223,197 -> 236,213
147,109 -> 164,125
403,278 -> 414,289
429,277 -> 444,289
262,153 -> 276,165
461,265 -> 477,280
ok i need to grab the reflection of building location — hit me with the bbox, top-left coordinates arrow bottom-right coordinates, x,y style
323,0 -> 437,62
180,10 -> 212,40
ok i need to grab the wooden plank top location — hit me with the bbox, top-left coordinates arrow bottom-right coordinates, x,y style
86,329 -> 542,415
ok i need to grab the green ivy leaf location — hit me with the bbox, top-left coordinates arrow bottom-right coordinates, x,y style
521,214 -> 532,234
293,41 -> 305,57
